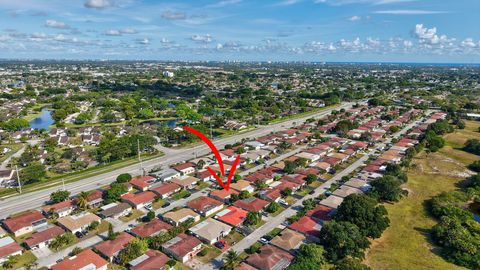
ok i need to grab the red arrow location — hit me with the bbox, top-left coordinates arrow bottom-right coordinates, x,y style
183,126 -> 224,176
207,155 -> 240,191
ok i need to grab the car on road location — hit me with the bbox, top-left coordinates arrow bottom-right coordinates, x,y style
309,190 -> 315,195
259,235 -> 273,244
144,204 -> 153,211
162,202 -> 171,208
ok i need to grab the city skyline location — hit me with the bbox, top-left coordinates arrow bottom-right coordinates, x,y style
0,0 -> 479,62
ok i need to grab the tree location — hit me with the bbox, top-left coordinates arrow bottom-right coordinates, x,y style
306,174 -> 317,184
146,211 -> 156,222
283,160 -> 298,174
332,258 -> 371,270
76,191 -> 90,209
50,190 -> 71,203
20,162 -> 46,184
239,190 -> 250,199
222,250 -> 241,270
286,244 -> 326,270
281,187 -> 293,198
105,183 -> 128,203
369,175 -> 404,202
116,173 -> 132,183
335,194 -> 389,238
2,118 -> 29,131
302,198 -> 316,211
245,211 -> 262,226
266,202 -> 280,213
117,238 -> 149,265
318,221 -> 370,261
196,159 -> 206,170
469,161 -> 480,173
107,223 -> 119,240
464,139 -> 480,155
88,221 -> 100,231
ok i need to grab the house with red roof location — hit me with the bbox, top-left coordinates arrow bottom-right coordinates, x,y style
209,188 -> 239,203
129,176 -> 156,191
215,206 -> 248,227
220,149 -> 236,160
86,190 -> 104,208
246,244 -> 294,270
151,182 -> 182,199
259,188 -> 282,202
24,225 -> 65,250
94,232 -> 134,261
196,170 -> 214,182
0,237 -> 22,264
42,200 -> 75,218
121,191 -> 157,209
233,197 -> 269,212
172,162 -> 196,176
187,196 -> 224,217
131,219 -> 172,238
161,233 -> 202,263
306,205 -> 334,222
2,210 -> 47,236
51,249 -> 108,270
128,249 -> 169,270
288,216 -> 323,240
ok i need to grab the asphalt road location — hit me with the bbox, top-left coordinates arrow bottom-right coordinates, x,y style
0,103 -> 353,220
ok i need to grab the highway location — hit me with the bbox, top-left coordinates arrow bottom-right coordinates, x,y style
0,103 -> 353,220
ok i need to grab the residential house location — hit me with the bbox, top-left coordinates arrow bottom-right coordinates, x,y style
246,244 -> 294,270
331,185 -> 363,198
162,208 -> 200,226
215,206 -> 248,227
131,219 -> 172,238
128,249 -> 169,270
161,233 -> 202,263
294,152 -> 320,163
172,162 -> 196,176
95,232 -> 134,261
2,210 -> 47,236
57,212 -> 101,234
289,216 -> 323,240
196,170 -> 214,182
233,197 -> 269,213
152,169 -> 180,182
151,182 -> 182,199
24,225 -> 65,250
51,249 -> 108,270
319,195 -> 344,209
86,190 -> 104,208
0,237 -> 22,263
209,189 -> 239,203
99,203 -> 132,219
230,180 -> 255,194
130,176 -> 157,192
42,200 -> 75,218
121,191 -> 157,210
187,196 -> 224,217
306,205 -> 334,222
171,176 -> 199,190
270,228 -> 306,253
244,141 -> 265,150
343,179 -> 371,192
235,263 -> 256,270
188,218 -> 232,244
220,149 -> 236,160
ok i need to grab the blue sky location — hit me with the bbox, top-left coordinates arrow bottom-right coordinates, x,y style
0,0 -> 479,62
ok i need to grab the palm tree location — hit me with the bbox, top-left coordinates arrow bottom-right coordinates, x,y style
222,250 -> 241,270
76,191 -> 90,210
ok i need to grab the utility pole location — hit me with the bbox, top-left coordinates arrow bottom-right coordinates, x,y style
138,139 -> 144,175
15,165 -> 21,194
62,178 -> 66,191
210,123 -> 213,140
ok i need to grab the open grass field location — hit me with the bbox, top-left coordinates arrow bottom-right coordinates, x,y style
365,122 -> 480,270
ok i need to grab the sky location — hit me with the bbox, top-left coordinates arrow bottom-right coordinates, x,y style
0,0 -> 479,63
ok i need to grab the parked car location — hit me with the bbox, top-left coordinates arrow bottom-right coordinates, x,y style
259,235 -> 272,244
309,190 -> 315,195
162,202 -> 171,208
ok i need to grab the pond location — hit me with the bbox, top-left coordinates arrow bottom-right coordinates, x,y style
29,108 -> 54,130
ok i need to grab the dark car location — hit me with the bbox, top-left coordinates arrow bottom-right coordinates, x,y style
75,231 -> 84,238
214,242 -> 225,249
309,190 -> 315,195
162,202 -> 171,208
184,193 -> 191,198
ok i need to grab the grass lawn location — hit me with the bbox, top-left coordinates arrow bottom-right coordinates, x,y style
266,227 -> 283,238
172,190 -> 191,200
196,181 -> 210,190
296,187 -> 313,197
196,246 -> 222,264
224,231 -> 244,246
284,196 -> 296,205
119,209 -> 144,222
364,150 -> 470,270
0,251 -> 37,270
268,206 -> 286,217
173,261 -> 191,270
308,181 -> 322,188
440,120 -> 480,165
0,143 -> 24,163
153,199 -> 167,209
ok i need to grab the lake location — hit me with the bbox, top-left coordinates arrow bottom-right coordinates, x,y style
29,108 -> 54,130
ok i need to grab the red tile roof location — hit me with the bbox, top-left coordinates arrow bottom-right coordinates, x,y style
94,232 -> 134,258
0,239 -> 22,258
151,182 -> 181,196
234,262 -> 257,270
122,191 -> 157,206
130,249 -> 169,270
162,233 -> 202,258
209,189 -> 239,200
187,196 -> 223,212
24,226 -> 65,248
246,244 -> 294,270
173,162 -> 195,171
130,176 -> 156,189
306,205 -> 334,221
3,210 -> 45,233
131,219 -> 172,238
42,200 -> 75,213
51,249 -> 108,270
233,198 -> 269,212
87,190 -> 103,202
288,216 -> 323,238
216,206 -> 248,226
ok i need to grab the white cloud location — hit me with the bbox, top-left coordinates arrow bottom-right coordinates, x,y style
208,0 -> 243,8
191,34 -> 213,43
84,0 -> 113,10
375,10 -> 446,15
120,28 -> 138,34
137,38 -> 149,45
461,38 -> 477,48
161,11 -> 187,20
30,32 -> 48,41
414,24 -> 454,45
276,0 -> 302,6
349,15 -> 361,21
45,19 -> 70,29
104,29 -> 121,36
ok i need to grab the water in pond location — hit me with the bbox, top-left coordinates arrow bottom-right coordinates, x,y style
29,108 -> 54,130
166,119 -> 177,128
